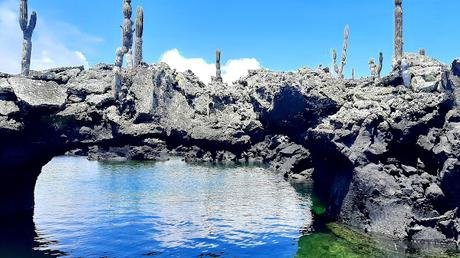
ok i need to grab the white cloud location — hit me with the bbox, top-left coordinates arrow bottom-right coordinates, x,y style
222,58 -> 261,84
160,49 -> 261,84
0,0 -> 97,74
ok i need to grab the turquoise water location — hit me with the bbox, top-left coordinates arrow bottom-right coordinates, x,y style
32,156 -> 312,257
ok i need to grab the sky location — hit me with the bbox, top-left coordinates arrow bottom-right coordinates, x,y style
0,0 -> 459,83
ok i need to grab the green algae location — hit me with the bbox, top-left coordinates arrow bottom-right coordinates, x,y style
296,223 -> 387,258
310,193 -> 327,216
296,223 -> 460,258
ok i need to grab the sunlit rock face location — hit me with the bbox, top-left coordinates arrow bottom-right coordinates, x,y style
1,53 -> 460,244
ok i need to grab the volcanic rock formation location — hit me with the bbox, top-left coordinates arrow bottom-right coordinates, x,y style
1,53 -> 460,246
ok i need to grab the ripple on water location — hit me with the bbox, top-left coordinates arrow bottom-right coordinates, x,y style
32,156 -> 312,257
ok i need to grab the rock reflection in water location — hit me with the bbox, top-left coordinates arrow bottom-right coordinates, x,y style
31,156 -> 312,257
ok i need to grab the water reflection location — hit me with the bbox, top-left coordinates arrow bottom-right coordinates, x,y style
30,157 -> 312,257
2,156 -> 459,257
0,215 -> 64,257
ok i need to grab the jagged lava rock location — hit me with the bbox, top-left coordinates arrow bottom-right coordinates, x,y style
1,54 -> 460,246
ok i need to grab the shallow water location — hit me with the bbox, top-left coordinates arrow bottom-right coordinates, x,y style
1,156 -> 457,257
33,156 -> 312,257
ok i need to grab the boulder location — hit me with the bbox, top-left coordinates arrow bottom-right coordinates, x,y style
8,77 -> 67,108
440,158 -> 460,207
452,59 -> 460,77
0,101 -> 19,116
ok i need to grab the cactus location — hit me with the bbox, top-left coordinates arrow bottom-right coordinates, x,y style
19,0 -> 37,76
377,52 -> 383,78
122,0 -> 134,68
394,0 -> 403,67
215,49 -> 222,82
113,0 -> 134,100
332,25 -> 349,79
369,58 -> 377,79
134,7 -> 144,67
332,49 -> 339,75
369,52 -> 384,79
119,0 -> 134,66
339,25 -> 349,79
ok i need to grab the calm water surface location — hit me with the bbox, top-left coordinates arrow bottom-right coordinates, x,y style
3,156 -> 455,257
33,156 -> 312,257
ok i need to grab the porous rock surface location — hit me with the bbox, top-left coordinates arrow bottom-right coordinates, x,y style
1,54 -> 460,246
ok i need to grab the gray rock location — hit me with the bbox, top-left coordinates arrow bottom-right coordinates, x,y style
401,165 -> 418,176
425,184 -> 445,202
0,101 -> 19,116
440,158 -> 460,207
0,79 -> 15,101
77,125 -> 114,144
67,68 -> 112,95
411,226 -> 448,242
8,77 -> 67,108
56,103 -> 98,123
118,123 -> 165,138
130,66 -> 157,120
452,59 -> 460,77
29,66 -> 84,84
0,116 -> 23,132
86,93 -> 114,108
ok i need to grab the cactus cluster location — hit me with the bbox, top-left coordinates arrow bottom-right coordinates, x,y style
215,49 -> 222,82
394,0 -> 403,67
113,0 -> 145,100
332,25 -> 349,79
19,0 -> 37,76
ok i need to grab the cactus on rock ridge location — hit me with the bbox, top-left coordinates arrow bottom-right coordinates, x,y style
215,49 -> 222,82
394,0 -> 403,68
19,0 -> 37,76
332,25 -> 349,79
377,52 -> 383,78
369,52 -> 384,79
134,6 -> 144,67
113,0 -> 135,100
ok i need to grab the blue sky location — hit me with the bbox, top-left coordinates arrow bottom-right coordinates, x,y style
0,0 -> 459,81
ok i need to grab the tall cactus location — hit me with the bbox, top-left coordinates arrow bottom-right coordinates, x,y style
394,0 -> 403,67
134,7 -> 144,67
19,0 -> 37,76
123,0 -> 134,68
332,25 -> 349,79
339,25 -> 349,79
215,49 -> 222,82
377,52 -> 383,78
113,0 -> 134,99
